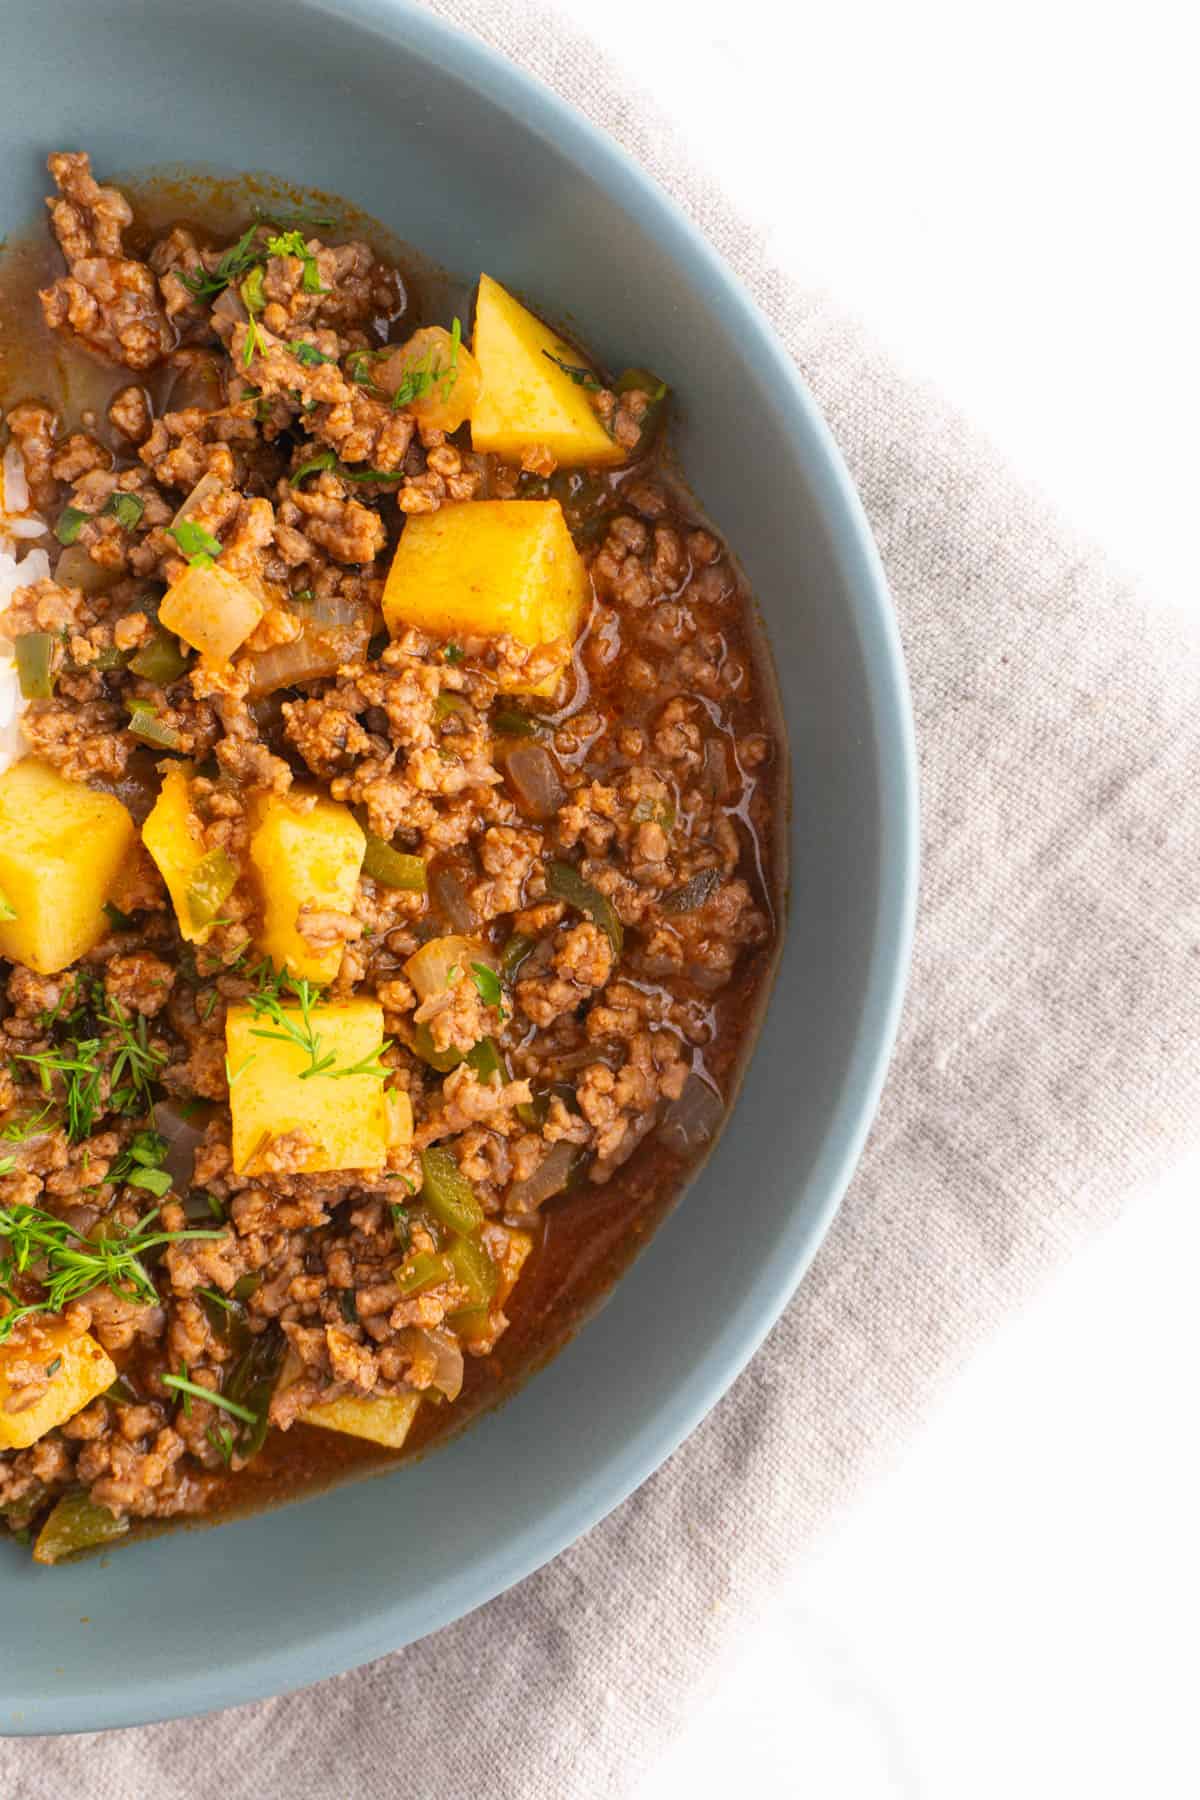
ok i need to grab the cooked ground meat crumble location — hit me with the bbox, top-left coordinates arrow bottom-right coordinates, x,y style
0,155 -> 779,1562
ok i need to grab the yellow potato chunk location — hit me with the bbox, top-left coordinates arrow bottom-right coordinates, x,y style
299,1390 -> 420,1450
471,273 -> 623,466
159,563 -> 265,663
248,791 -> 366,984
225,996 -> 390,1175
0,759 -> 136,975
382,500 -> 588,694
0,1320 -> 116,1451
141,761 -> 214,946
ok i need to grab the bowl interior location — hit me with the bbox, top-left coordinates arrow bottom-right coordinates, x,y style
0,0 -> 915,1733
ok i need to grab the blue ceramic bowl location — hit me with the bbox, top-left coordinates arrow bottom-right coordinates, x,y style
0,0 -> 916,1733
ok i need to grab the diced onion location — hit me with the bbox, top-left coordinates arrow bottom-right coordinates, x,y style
303,594 -> 366,629
154,1100 -> 209,1193
247,619 -> 369,697
171,471 -> 225,528
2,443 -> 30,514
53,543 -> 119,595
503,743 -> 565,821
505,1140 -> 577,1214
659,1074 -> 724,1156
428,866 -> 477,934
404,1326 -> 464,1402
404,934 -> 486,1001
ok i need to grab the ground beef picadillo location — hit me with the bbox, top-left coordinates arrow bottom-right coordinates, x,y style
0,154 -> 778,1557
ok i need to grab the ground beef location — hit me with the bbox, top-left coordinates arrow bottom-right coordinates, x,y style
40,153 -> 174,370
0,153 -> 778,1549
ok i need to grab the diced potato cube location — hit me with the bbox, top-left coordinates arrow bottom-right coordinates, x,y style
159,563 -> 265,663
225,996 -> 390,1175
471,273 -> 623,467
382,500 -> 588,694
0,759 -> 136,974
248,790 -> 366,984
141,761 -> 214,946
299,1390 -> 420,1449
0,1320 -> 116,1450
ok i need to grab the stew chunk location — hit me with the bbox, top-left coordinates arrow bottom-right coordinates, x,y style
141,762 -> 220,947
225,996 -> 391,1175
0,1323 -> 116,1450
471,273 -> 623,466
0,760 -> 135,974
299,1390 -> 421,1449
248,791 -> 366,984
159,564 -> 264,664
382,499 -> 588,694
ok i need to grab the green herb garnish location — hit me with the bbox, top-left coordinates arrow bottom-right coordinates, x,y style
265,230 -> 327,294
0,1203 -> 224,1345
253,204 -> 336,231
244,964 -> 390,1082
161,1372 -> 258,1425
179,224 -> 261,301
206,1423 -> 235,1465
287,339 -> 334,367
337,465 -> 406,484
290,449 -> 337,486
542,350 -> 600,389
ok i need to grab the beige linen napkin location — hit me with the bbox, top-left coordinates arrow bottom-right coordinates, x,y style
5,2 -> 1199,1794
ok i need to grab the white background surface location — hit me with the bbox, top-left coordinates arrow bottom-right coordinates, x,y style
544,1 -> 1200,1794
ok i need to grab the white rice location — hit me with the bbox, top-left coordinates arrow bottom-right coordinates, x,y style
0,427 -> 45,773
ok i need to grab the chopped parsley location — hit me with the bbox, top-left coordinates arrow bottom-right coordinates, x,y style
287,339 -> 334,367
179,224 -> 262,301
390,317 -> 462,409
265,230 -> 327,294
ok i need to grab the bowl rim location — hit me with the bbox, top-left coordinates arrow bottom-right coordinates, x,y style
4,0 -> 919,1731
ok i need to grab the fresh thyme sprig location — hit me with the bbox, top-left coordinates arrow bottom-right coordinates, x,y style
0,1203 -> 225,1345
